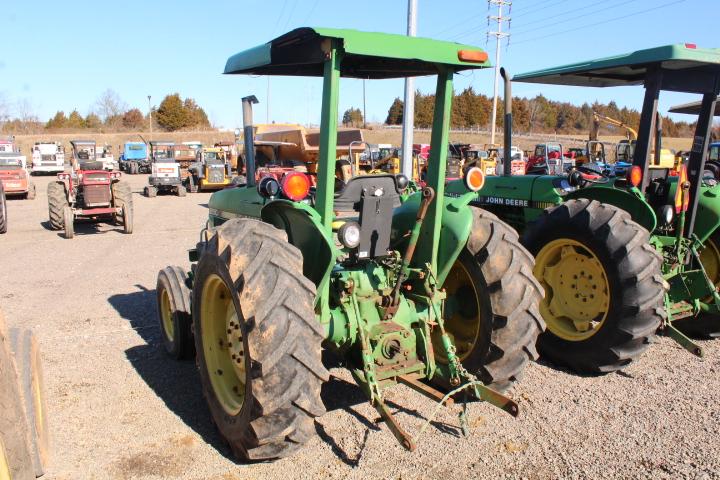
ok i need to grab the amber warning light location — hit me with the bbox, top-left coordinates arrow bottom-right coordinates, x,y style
458,50 -> 488,63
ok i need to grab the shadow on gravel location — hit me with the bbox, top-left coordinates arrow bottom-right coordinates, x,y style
317,374 -> 460,464
40,219 -> 121,237
109,287 -> 234,462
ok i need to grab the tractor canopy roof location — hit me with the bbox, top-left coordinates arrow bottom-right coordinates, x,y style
149,141 -> 175,146
224,27 -> 491,79
514,44 -> 720,90
669,100 -> 720,115
70,140 -> 96,146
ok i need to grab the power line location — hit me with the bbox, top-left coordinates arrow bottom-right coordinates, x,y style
510,0 -> 559,14
511,0 -> 638,34
512,0 -> 569,19
302,0 -> 321,25
512,0 -> 685,45
272,0 -> 289,36
512,0 -> 642,36
429,12 -> 489,38
282,0 -> 298,31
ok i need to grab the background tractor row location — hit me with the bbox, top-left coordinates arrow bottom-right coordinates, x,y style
155,27 -> 544,461
47,140 -> 132,239
30,142 -> 65,175
449,44 -> 720,373
0,153 -> 36,200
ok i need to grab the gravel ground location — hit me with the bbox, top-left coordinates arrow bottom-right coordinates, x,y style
1,173 -> 719,480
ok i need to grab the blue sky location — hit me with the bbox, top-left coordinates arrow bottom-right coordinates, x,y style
0,0 -> 715,129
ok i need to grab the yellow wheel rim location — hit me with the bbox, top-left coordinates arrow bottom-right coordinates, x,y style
700,237 -> 720,300
0,439 -> 10,480
534,238 -> 610,341
436,259 -> 482,362
160,288 -> 174,343
200,274 -> 246,416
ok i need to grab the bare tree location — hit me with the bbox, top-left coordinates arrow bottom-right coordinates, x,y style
94,89 -> 127,121
16,98 -> 38,123
0,92 -> 9,125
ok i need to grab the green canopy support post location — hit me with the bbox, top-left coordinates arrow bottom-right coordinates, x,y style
316,41 -> 343,233
417,66 -> 453,271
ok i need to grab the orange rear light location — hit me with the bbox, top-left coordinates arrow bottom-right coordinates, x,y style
685,43 -> 697,49
464,167 -> 485,192
628,166 -> 642,187
674,165 -> 690,213
281,172 -> 311,201
458,50 -> 488,63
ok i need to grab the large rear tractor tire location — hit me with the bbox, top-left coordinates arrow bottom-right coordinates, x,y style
176,185 -> 186,197
677,230 -> 720,337
47,182 -> 68,231
62,206 -> 74,239
0,183 -> 6,234
193,218 -> 328,461
9,329 -> 49,477
436,207 -> 545,393
0,314 -> 34,480
156,266 -> 194,360
522,199 -> 665,374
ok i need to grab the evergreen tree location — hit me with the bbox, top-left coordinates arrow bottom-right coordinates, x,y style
385,98 -> 404,125
46,111 -> 67,129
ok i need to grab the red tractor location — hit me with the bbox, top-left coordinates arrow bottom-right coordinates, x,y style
46,156 -> 133,239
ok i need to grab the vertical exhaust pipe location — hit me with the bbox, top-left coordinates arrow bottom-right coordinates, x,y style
242,95 -> 259,187
501,68 -> 512,176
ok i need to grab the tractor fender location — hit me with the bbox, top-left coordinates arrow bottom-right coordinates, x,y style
260,200 -> 337,291
391,190 -> 475,286
690,184 -> 720,243
564,186 -> 657,233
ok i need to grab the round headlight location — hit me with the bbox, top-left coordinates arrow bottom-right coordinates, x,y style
395,174 -> 409,191
338,221 -> 361,249
257,176 -> 280,198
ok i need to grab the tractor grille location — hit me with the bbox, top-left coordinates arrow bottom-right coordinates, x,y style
41,154 -> 55,163
208,167 -> 224,184
83,184 -> 111,206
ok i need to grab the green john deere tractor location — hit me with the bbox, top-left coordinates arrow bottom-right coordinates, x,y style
156,28 -> 544,461
448,44 -> 720,374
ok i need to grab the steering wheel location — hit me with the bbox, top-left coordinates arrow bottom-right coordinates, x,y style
572,165 -> 610,184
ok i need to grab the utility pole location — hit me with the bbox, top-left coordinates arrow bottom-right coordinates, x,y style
400,0 -> 417,177
266,77 -> 271,123
488,0 -> 511,146
362,79 -> 367,129
147,95 -> 152,139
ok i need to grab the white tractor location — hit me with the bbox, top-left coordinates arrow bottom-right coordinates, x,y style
31,142 -> 65,175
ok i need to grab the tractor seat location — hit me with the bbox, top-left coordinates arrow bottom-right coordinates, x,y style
79,160 -> 105,171
332,174 -> 404,259
333,174 -> 403,212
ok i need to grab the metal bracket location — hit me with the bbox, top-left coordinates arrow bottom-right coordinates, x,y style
665,323 -> 704,357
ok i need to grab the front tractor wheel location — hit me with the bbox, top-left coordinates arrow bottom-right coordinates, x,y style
193,218 -> 328,461
523,199 -> 665,373
62,206 -> 74,239
156,266 -> 194,359
437,207 -> 545,393
112,181 -> 133,232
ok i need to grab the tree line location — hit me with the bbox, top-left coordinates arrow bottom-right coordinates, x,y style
385,88 -> 697,138
0,90 -> 212,134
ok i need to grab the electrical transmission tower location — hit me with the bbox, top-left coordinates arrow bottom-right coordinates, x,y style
488,0 -> 511,145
